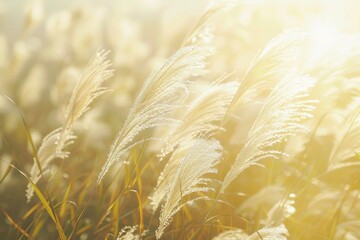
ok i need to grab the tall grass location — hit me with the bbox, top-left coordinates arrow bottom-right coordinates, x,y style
1,0 -> 360,239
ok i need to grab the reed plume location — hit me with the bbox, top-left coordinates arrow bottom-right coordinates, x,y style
97,46 -> 213,184
26,49 -> 113,201
221,72 -> 317,193
226,31 -> 305,117
156,139 -> 222,239
150,79 -> 237,211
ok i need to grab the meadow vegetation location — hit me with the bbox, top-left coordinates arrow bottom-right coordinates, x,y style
1,0 -> 360,239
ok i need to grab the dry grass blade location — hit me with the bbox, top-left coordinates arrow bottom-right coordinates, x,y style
0,209 -> 33,240
26,49 -> 113,201
0,157 -> 12,184
0,94 -> 40,170
13,164 -> 67,240
328,106 -> 360,170
221,72 -> 317,193
156,139 -> 222,239
97,46 -> 213,184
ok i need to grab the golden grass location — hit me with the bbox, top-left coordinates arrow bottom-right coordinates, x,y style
1,0 -> 360,239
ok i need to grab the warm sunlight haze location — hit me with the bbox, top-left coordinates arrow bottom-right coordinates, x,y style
1,0 -> 360,239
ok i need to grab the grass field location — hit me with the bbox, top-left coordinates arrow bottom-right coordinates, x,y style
1,0 -> 360,239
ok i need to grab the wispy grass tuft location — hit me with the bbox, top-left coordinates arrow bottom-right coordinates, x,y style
156,139 -> 222,239
26,49 -> 113,201
97,45 -> 214,184
221,72 -> 317,193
